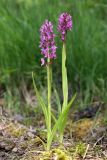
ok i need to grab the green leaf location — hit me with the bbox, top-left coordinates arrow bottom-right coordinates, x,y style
51,112 -> 57,123
54,87 -> 61,115
32,72 -> 48,128
49,93 -> 76,145
59,94 -> 76,134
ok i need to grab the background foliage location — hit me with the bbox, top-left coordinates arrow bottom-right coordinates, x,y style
0,0 -> 107,106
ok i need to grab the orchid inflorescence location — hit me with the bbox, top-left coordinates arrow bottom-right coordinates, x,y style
58,12 -> 72,41
39,20 -> 57,66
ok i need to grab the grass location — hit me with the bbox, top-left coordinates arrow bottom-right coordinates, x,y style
0,0 -> 107,107
68,0 -> 107,104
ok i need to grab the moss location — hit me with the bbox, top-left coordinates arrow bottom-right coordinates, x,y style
72,118 -> 93,139
52,148 -> 71,160
22,148 -> 71,160
75,142 -> 86,157
5,123 -> 27,138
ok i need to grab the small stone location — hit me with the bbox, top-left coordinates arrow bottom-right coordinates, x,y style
12,147 -> 18,152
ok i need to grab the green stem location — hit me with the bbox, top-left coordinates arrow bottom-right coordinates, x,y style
47,57 -> 52,150
62,42 -> 68,111
59,41 -> 68,143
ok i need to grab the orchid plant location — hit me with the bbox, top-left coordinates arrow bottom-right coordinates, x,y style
32,13 -> 76,151
58,13 -> 73,142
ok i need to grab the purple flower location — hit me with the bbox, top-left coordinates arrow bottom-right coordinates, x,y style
39,20 -> 57,65
58,13 -> 72,41
41,58 -> 45,66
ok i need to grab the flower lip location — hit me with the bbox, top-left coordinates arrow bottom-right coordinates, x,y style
41,58 -> 45,66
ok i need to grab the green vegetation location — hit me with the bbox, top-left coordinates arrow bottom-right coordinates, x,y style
0,1 -> 107,159
0,0 -> 107,107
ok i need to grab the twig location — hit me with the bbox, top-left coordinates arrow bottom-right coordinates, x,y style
83,144 -> 89,159
93,135 -> 105,148
102,151 -> 107,158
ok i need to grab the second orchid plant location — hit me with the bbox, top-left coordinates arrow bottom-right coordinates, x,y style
32,13 -> 76,150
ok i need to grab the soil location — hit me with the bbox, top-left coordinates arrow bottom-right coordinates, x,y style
0,102 -> 107,160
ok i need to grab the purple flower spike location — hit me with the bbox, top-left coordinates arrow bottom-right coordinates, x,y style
58,13 -> 72,41
39,20 -> 57,65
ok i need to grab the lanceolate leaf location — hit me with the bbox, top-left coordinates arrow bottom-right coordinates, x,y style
59,94 -> 76,134
54,87 -> 61,115
32,72 -> 48,128
49,94 -> 76,145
